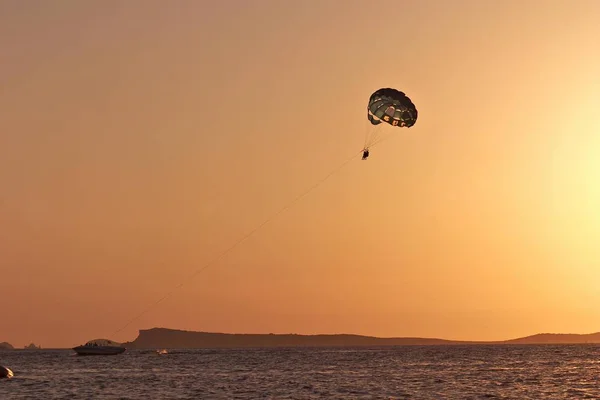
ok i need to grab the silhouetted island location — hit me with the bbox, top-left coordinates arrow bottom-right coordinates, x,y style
0,342 -> 14,350
122,328 -> 600,349
503,332 -> 600,344
24,343 -> 41,350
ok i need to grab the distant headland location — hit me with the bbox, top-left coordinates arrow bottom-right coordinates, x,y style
0,342 -> 42,350
122,328 -> 600,349
0,342 -> 14,350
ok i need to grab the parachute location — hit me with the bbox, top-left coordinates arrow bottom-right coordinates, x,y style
363,88 -> 418,152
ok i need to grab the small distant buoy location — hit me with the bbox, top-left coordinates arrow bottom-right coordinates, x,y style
0,365 -> 13,379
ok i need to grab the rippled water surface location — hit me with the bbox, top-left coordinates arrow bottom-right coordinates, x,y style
1,345 -> 600,399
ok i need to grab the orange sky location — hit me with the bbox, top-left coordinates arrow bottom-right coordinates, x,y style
1,0 -> 600,348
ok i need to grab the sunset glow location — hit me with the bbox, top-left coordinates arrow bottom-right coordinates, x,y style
2,0 -> 600,348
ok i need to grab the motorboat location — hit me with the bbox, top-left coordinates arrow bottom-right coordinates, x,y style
72,339 -> 126,356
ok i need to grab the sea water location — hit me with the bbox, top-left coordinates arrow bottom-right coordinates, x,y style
1,344 -> 599,399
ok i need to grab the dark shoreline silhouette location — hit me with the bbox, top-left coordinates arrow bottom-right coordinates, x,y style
121,328 -> 600,349
0,342 -> 14,350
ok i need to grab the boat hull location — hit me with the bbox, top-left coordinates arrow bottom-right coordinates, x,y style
72,346 -> 126,356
